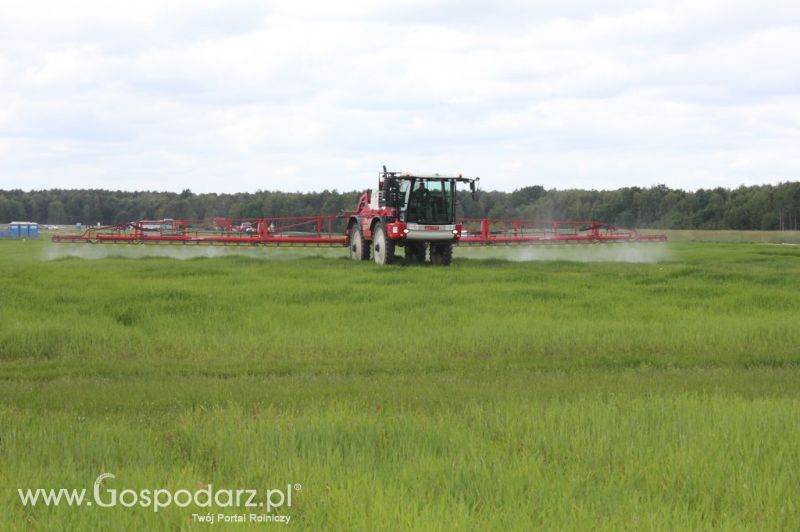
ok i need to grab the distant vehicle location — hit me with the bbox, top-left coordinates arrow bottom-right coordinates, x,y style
234,222 -> 256,235
46,225 -> 61,230
139,219 -> 176,231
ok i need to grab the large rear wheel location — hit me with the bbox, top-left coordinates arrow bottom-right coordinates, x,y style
372,223 -> 395,265
430,243 -> 453,266
349,222 -> 370,261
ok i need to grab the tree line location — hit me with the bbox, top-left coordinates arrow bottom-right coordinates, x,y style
1,181 -> 799,230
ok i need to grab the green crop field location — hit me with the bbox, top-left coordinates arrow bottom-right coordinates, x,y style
1,238 -> 799,530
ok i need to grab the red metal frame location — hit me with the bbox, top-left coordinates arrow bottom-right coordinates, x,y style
458,218 -> 667,245
52,215 -> 348,246
52,215 -> 666,246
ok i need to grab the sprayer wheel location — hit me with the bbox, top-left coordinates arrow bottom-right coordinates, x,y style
405,242 -> 426,264
430,243 -> 453,266
349,223 -> 370,261
372,222 -> 395,265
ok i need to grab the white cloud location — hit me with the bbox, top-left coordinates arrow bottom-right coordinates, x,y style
0,0 -> 799,193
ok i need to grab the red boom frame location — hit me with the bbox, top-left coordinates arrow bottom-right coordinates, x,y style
458,218 -> 666,245
52,216 -> 666,246
52,216 -> 347,246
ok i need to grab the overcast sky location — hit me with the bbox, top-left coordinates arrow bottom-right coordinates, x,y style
1,0 -> 798,193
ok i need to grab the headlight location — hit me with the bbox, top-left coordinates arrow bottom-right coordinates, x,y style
452,229 -> 458,235
403,229 -> 409,234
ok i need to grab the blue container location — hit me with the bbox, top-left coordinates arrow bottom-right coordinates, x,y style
1,222 -> 39,239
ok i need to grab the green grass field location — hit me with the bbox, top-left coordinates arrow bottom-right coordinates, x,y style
1,238 -> 799,530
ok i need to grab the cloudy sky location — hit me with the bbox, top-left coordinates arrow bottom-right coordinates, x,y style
1,0 -> 798,193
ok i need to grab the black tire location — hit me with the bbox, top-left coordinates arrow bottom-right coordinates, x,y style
404,242 -> 426,264
372,222 -> 395,265
349,222 -> 370,261
430,243 -> 453,266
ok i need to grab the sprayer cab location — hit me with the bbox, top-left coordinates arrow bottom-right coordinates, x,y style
366,168 -> 480,241
376,167 -> 479,227
344,167 -> 480,265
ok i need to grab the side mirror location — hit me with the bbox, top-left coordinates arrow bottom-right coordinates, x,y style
470,178 -> 480,200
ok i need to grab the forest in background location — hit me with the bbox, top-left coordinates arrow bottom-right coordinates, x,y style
1,181 -> 799,230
